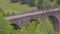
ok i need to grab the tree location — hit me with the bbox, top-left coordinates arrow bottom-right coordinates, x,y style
34,18 -> 55,34
28,0 -> 35,7
11,0 -> 19,3
50,0 -> 54,2
56,0 -> 60,4
37,0 -> 43,10
20,0 -> 28,4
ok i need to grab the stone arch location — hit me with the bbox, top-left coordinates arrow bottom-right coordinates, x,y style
11,24 -> 20,30
48,15 -> 59,31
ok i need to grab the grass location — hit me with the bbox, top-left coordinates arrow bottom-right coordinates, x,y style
0,0 -> 37,14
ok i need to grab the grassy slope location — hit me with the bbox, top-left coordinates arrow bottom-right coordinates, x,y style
0,0 -> 37,14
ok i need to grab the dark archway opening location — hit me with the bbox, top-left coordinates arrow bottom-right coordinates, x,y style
11,24 -> 20,30
29,19 -> 39,26
48,16 -> 59,31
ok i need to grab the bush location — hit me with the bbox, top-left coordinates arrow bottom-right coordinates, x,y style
0,13 -> 13,34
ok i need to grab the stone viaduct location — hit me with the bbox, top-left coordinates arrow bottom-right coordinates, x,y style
4,8 -> 60,31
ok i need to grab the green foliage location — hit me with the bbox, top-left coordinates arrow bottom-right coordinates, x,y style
56,0 -> 60,4
16,21 -> 37,34
20,0 -> 28,4
28,0 -> 35,7
0,0 -> 37,14
20,0 -> 35,7
50,0 -> 54,2
0,7 -> 6,16
0,14 -> 13,34
36,0 -> 58,9
37,0 -> 43,9
0,0 -> 60,14
42,2 -> 57,9
11,0 -> 19,3
34,18 -> 55,34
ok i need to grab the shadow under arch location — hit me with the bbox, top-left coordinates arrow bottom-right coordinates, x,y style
11,24 -> 20,30
48,16 -> 59,31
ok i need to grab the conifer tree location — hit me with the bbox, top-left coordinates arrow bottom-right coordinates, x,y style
37,0 -> 43,10
56,0 -> 60,4
20,0 -> 28,4
11,0 -> 18,3
28,0 -> 35,7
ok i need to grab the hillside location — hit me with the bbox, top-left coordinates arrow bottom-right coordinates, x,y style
0,0 -> 37,14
